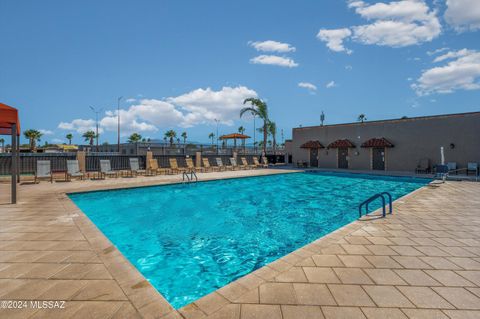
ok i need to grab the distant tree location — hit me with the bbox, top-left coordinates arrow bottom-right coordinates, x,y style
0,138 -> 4,152
82,130 -> 96,146
128,133 -> 142,143
268,121 -> 277,155
238,126 -> 245,134
241,98 -> 269,156
102,141 -> 109,145
23,129 -> 43,151
401,116 -> 408,119
66,133 -> 73,145
181,131 -> 187,144
164,130 -> 177,146
357,114 -> 367,123
208,132 -> 215,146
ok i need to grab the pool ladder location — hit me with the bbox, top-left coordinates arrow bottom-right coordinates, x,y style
183,170 -> 198,183
358,192 -> 392,219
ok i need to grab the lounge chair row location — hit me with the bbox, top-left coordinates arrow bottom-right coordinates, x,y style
34,156 -> 269,182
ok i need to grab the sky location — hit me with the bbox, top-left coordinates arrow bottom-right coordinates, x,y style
1,0 -> 479,145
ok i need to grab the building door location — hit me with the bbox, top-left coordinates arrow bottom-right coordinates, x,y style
372,147 -> 385,170
338,148 -> 348,169
309,148 -> 319,167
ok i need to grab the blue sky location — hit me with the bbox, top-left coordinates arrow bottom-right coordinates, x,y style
1,0 -> 479,145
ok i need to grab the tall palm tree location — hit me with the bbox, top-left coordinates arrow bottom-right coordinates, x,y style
241,98 -> 268,156
164,130 -> 176,146
128,133 -> 142,143
238,126 -> 245,134
23,129 -> 43,151
66,133 -> 73,145
208,133 -> 215,146
82,130 -> 96,146
357,114 -> 367,123
268,121 -> 277,155
181,132 -> 187,144
0,138 -> 4,152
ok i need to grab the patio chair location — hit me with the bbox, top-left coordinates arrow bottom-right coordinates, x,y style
216,157 -> 230,171
100,160 -> 118,178
253,156 -> 268,168
202,158 -> 218,172
126,158 -> 146,177
186,157 -> 204,172
229,157 -> 243,170
434,164 -> 449,182
467,162 -> 478,176
35,160 -> 53,183
241,157 -> 254,169
169,158 -> 187,174
447,162 -> 457,174
415,158 -> 430,174
148,158 -> 171,175
262,156 -> 269,167
66,160 -> 85,181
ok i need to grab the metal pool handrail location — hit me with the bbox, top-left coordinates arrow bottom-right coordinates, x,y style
359,192 -> 392,219
182,170 -> 198,183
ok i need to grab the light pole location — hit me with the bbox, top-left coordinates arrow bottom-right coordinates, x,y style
252,112 -> 256,154
89,106 -> 103,152
117,96 -> 122,153
214,119 -> 219,154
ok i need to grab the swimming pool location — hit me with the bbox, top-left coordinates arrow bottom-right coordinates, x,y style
69,171 -> 430,309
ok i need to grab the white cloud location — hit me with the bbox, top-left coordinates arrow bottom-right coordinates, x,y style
249,40 -> 296,53
51,138 -> 63,144
250,55 -> 299,68
412,49 -> 480,95
58,86 -> 258,135
427,47 -> 449,56
125,98 -> 136,103
317,28 -> 352,53
39,129 -> 53,135
326,81 -> 337,88
318,0 -> 441,52
345,65 -> 353,70
298,82 -> 318,92
58,119 -> 103,134
445,0 -> 480,31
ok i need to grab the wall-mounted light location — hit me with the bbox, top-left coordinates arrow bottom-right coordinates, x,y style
450,143 -> 455,149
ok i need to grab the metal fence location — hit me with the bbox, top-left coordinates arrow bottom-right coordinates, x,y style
0,153 -> 287,175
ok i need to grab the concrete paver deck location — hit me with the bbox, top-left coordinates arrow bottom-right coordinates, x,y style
0,169 -> 479,319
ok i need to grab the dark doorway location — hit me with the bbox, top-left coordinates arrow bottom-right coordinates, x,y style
309,148 -> 318,167
372,147 -> 385,170
338,148 -> 348,169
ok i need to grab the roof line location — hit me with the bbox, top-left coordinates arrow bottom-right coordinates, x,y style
294,111 -> 480,131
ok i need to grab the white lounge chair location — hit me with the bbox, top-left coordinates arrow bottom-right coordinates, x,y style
215,157 -> 230,171
66,160 -> 85,181
127,158 -> 146,176
100,160 -> 118,178
35,160 -> 53,183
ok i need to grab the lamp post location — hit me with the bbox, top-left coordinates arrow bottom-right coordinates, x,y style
117,96 -> 122,153
89,106 -> 103,152
252,113 -> 256,154
214,119 -> 219,154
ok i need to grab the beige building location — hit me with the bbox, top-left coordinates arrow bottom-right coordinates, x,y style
291,111 -> 480,172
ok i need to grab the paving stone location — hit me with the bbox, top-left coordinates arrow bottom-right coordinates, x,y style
321,306 -> 366,319
327,284 -> 375,307
362,286 -> 414,307
397,286 -> 454,309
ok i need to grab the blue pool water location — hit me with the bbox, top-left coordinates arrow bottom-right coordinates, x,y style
69,172 -> 430,308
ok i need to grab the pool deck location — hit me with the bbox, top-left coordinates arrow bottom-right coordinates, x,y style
0,169 -> 479,319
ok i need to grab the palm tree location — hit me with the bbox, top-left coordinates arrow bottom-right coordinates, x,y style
181,132 -> 187,144
23,129 -> 43,151
164,130 -> 176,146
268,121 -> 277,155
208,133 -> 215,146
128,133 -> 142,143
357,114 -> 367,123
66,133 -> 73,145
82,130 -> 96,146
0,138 -> 4,152
241,98 -> 269,156
238,126 -> 245,134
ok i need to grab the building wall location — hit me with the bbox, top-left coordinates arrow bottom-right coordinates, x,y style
292,112 -> 480,171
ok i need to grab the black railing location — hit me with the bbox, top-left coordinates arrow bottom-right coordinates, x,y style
0,153 -> 77,175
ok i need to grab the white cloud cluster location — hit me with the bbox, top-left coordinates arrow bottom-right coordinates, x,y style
250,55 -> 298,68
58,86 -> 258,135
318,0 -> 441,53
39,129 -> 54,135
249,40 -> 298,67
445,0 -> 480,31
326,81 -> 337,88
412,49 -> 480,95
298,82 -> 318,93
249,40 -> 296,53
317,29 -> 353,54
